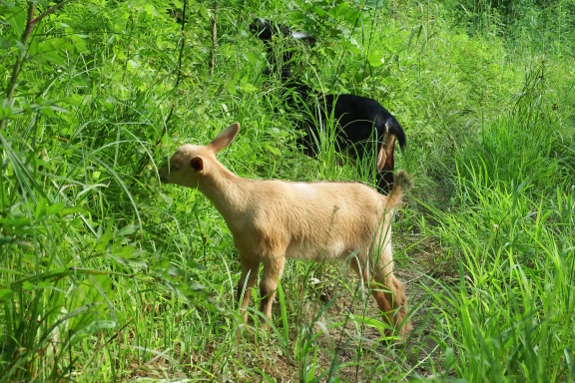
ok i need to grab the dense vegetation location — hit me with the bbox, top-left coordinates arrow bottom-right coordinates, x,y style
1,0 -> 574,381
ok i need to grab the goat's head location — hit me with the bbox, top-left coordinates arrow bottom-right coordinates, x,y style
374,133 -> 400,195
160,123 -> 240,188
250,18 -> 316,79
250,18 -> 291,43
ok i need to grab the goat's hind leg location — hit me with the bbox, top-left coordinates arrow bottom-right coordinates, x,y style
373,274 -> 412,339
351,258 -> 412,339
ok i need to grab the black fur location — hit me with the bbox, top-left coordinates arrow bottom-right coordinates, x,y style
250,18 -> 316,79
251,19 -> 406,194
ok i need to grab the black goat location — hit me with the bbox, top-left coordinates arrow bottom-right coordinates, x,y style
250,18 -> 406,194
249,18 -> 316,79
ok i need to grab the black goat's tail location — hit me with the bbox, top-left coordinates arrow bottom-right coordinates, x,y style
385,117 -> 407,149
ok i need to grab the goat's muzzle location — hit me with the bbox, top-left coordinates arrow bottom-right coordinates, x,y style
159,164 -> 170,184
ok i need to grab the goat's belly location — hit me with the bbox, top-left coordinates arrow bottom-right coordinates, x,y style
285,240 -> 355,262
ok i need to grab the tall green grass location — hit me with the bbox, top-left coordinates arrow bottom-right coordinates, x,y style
1,0 -> 575,381
420,68 -> 575,381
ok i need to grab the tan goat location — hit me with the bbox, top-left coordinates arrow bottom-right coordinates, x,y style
159,123 -> 413,338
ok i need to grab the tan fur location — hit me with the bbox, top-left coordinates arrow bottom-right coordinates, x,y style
160,123 -> 413,339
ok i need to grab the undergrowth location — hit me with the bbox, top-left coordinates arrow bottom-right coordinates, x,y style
1,0 -> 574,381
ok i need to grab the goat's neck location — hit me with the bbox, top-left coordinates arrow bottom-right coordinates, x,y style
198,162 -> 249,218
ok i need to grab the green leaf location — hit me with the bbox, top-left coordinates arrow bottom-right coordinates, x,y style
345,9 -> 360,24
28,37 -> 39,56
72,34 -> 89,53
46,202 -> 65,217
264,143 -> 281,156
34,198 -> 48,220
240,82 -> 257,93
127,59 -> 139,70
50,38 -> 74,53
108,246 -> 147,268
144,3 -> 159,16
117,224 -> 138,236
0,237 -> 15,247
6,5 -> 27,37
15,40 -> 25,54
328,2 -> 349,19
58,207 -> 84,217
23,281 -> 35,291
227,80 -> 237,95
0,289 -> 14,301
0,36 -> 9,49
50,105 -> 69,114
368,52 -> 384,67
37,105 -> 58,118
109,255 -> 147,269
83,320 -> 117,333
312,5 -> 326,17
345,41 -> 361,55
239,75 -> 257,93
68,276 -> 116,331
59,95 -> 84,106
244,51 -> 261,65
96,222 -> 115,253
38,51 -> 67,66
104,97 -> 114,111
328,28 -> 341,38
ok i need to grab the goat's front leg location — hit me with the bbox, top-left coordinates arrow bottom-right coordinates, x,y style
259,256 -> 286,325
238,256 -> 260,321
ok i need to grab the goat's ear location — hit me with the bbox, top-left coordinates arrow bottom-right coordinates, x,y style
190,156 -> 204,173
208,123 -> 240,153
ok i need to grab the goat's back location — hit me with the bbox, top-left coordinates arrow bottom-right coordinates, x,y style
230,179 -> 395,262
323,94 -> 406,148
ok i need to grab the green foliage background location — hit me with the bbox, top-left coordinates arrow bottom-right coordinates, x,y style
1,0 -> 574,381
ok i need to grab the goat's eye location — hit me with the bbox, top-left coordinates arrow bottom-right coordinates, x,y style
171,164 -> 180,171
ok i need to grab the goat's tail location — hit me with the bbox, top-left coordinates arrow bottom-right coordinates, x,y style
384,170 -> 412,211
